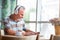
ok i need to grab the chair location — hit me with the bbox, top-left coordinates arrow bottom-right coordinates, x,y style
50,35 -> 60,40
50,35 -> 53,40
0,30 -> 39,40
1,35 -> 37,40
0,30 -> 2,40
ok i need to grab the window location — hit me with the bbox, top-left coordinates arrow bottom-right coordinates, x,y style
37,0 -> 59,39
17,0 -> 59,39
17,0 -> 37,32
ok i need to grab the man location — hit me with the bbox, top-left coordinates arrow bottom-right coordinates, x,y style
4,5 -> 40,36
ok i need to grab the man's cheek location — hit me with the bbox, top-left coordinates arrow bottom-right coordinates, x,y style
20,15 -> 23,18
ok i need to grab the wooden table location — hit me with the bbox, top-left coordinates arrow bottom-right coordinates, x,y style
1,35 -> 37,40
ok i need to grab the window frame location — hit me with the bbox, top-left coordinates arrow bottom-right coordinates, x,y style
17,0 -> 60,32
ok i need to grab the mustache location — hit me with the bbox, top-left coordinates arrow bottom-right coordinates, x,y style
19,14 -> 23,16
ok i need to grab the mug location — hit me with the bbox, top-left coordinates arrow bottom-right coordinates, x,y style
16,31 -> 23,36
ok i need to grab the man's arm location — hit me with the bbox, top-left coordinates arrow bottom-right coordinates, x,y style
23,25 -> 40,33
23,24 -> 33,32
4,28 -> 16,35
7,29 -> 16,35
25,29 -> 33,32
4,22 -> 16,35
23,23 -> 40,35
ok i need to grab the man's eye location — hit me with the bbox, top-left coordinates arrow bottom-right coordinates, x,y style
21,14 -> 23,16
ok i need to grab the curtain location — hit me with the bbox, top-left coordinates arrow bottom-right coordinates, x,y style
2,0 -> 16,19
0,0 -> 2,29
1,0 -> 16,29
11,0 -> 16,14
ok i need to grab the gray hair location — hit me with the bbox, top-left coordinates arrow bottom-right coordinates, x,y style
14,5 -> 25,14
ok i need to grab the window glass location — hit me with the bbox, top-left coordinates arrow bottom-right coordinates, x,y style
37,0 -> 59,21
37,23 -> 55,39
25,23 -> 36,32
17,0 -> 36,21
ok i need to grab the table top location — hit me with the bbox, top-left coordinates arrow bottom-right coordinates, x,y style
1,35 -> 37,38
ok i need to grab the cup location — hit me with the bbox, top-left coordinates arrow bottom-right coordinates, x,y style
16,32 -> 23,36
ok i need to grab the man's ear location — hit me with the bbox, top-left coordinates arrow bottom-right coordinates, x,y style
14,9 -> 18,14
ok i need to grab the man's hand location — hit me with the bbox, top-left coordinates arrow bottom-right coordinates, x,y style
22,31 -> 40,36
25,29 -> 33,32
7,29 -> 16,35
35,32 -> 40,34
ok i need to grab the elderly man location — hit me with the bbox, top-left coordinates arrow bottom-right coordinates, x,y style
4,5 -> 40,36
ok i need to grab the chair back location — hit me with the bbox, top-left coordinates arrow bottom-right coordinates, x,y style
50,35 -> 60,40
0,30 -> 2,40
53,35 -> 60,40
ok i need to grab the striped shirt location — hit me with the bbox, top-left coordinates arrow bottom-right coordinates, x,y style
4,17 -> 26,35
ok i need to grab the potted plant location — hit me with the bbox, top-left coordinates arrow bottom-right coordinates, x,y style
49,18 -> 60,35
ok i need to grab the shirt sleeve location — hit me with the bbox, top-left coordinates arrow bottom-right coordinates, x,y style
4,17 -> 9,24
4,17 -> 10,29
5,23 -> 11,29
23,24 -> 26,31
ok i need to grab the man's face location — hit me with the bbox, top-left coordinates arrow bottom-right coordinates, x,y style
15,19 -> 20,22
18,7 -> 25,18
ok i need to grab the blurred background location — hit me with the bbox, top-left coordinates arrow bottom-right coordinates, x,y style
0,0 -> 59,39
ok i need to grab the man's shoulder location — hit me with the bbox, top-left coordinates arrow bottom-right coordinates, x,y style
4,17 -> 9,22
